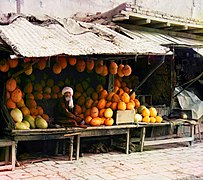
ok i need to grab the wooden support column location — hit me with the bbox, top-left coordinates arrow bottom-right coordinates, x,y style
140,127 -> 146,152
126,129 -> 130,154
76,134 -> 81,160
189,124 -> 195,146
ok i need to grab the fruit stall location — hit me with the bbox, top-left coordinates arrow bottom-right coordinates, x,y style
0,14 -> 197,163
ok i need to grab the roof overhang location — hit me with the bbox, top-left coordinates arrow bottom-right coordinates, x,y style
112,5 -> 203,36
116,23 -> 203,57
0,14 -> 170,58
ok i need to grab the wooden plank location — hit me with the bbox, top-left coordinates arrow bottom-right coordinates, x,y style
12,134 -> 76,141
66,124 -> 142,131
64,133 -> 81,137
0,165 -> 13,171
10,128 -> 66,134
144,137 -> 194,146
131,134 -> 183,142
0,139 -> 15,147
80,129 -> 128,137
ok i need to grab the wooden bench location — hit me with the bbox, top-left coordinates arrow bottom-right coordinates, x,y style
66,124 -> 143,160
0,139 -> 16,171
3,128 -> 80,162
135,120 -> 196,152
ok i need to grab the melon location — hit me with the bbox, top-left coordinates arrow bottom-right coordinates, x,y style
22,120 -> 30,128
134,113 -> 142,122
15,122 -> 29,130
24,115 -> 35,129
10,108 -> 23,122
35,116 -> 48,129
137,105 -> 146,114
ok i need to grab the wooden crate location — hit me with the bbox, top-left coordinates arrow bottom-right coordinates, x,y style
115,110 -> 135,125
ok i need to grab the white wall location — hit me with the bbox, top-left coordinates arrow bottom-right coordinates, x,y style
0,0 -> 16,14
0,0 -> 202,20
135,0 -> 203,20
0,0 -> 132,18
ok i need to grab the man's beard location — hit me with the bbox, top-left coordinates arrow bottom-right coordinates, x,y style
65,97 -> 71,102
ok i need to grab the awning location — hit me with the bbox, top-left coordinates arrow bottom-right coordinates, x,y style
118,27 -> 203,48
118,26 -> 203,57
0,14 -> 170,57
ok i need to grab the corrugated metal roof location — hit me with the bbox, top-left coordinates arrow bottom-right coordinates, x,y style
0,16 -> 170,57
120,27 -> 203,47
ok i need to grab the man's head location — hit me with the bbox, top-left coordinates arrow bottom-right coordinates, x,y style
62,87 -> 74,108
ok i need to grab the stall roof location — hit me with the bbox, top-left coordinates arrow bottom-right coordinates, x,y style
0,15 -> 170,57
118,27 -> 203,48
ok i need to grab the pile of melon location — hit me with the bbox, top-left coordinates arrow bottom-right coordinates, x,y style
10,108 -> 48,130
73,76 -> 141,126
0,58 -> 19,73
134,105 -> 163,123
3,56 -> 139,128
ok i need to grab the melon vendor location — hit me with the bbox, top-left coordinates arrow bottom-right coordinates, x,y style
54,86 -> 85,127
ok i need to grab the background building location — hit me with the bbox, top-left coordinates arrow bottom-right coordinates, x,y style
0,0 -> 203,20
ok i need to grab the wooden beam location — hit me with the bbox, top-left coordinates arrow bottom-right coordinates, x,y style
135,18 -> 151,25
116,22 -> 203,41
115,11 -> 203,29
169,25 -> 188,31
187,28 -> 203,34
152,22 -> 171,28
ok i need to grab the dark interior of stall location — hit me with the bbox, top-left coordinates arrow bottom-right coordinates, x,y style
173,48 -> 203,101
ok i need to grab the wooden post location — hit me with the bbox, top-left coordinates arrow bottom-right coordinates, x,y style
197,120 -> 202,142
126,129 -> 130,154
69,137 -> 74,161
76,135 -> 80,160
55,141 -> 59,155
5,146 -> 9,164
140,127 -> 146,152
11,143 -> 16,171
189,124 -> 195,146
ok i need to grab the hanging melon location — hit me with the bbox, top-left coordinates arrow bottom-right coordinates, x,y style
6,99 -> 16,109
109,61 -> 118,75
101,65 -> 108,76
0,59 -> 9,72
86,59 -> 94,71
76,59 -> 85,72
123,64 -> 132,76
117,64 -> 124,77
57,56 -> 67,69
37,58 -> 47,70
8,58 -> 18,68
95,61 -> 104,75
68,57 -> 77,66
6,78 -> 17,92
53,63 -> 62,74
11,88 -> 23,103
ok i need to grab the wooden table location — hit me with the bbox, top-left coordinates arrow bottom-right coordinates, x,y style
66,124 -> 142,160
3,128 -> 79,161
135,121 -> 196,152
0,139 -> 16,171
